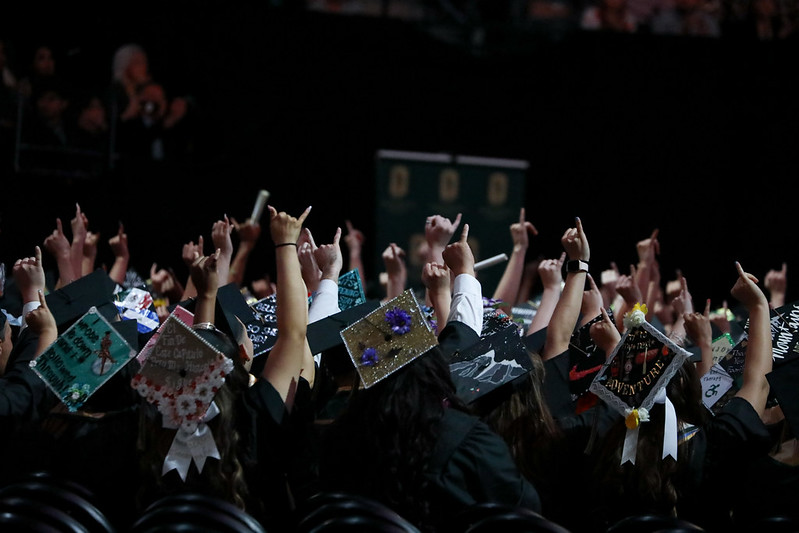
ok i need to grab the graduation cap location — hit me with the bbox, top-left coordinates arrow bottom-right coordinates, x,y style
523,326 -> 547,355
249,294 -> 279,357
114,286 -> 160,334
215,283 -> 260,344
46,269 -> 119,332
768,300 -> 799,367
589,303 -> 691,465
340,290 -> 438,389
766,356 -> 799,435
131,314 -> 235,481
30,306 -> 138,412
449,325 -> 533,405
307,300 -> 381,356
337,269 -> 366,311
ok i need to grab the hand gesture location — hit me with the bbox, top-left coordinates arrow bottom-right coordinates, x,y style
731,261 -> 768,310
150,263 -> 178,296
211,216 -> 234,259
70,203 -> 89,244
425,213 -> 462,249
538,252 -> 565,291
382,242 -> 406,277
509,207 -> 538,252
13,246 -> 46,301
441,223 -> 474,277
764,262 -> 787,307
190,249 -> 220,299
182,236 -> 204,267
560,217 -> 589,261
83,231 -> 100,259
670,275 -> 694,317
589,307 -> 621,357
636,228 -> 660,265
108,222 -> 129,260
297,228 -> 321,292
25,289 -> 56,338
231,217 -> 261,245
343,220 -> 364,254
421,261 -> 451,294
615,264 -> 643,306
268,205 -> 311,246
581,273 -> 604,319
708,300 -> 732,334
314,227 -> 344,281
43,218 -> 71,260
684,298 -> 712,348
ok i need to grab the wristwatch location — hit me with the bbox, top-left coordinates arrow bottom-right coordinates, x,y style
566,260 -> 589,273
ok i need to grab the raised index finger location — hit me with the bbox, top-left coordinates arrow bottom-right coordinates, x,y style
297,205 -> 312,225
459,223 -> 469,243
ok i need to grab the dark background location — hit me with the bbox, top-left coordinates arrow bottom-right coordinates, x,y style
1,2 -> 796,306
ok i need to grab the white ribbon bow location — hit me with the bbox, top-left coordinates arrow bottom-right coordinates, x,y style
162,401 -> 221,481
621,388 -> 678,465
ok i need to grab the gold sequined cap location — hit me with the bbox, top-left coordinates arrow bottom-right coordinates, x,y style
340,289 -> 438,388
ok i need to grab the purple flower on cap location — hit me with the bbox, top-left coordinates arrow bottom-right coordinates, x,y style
385,307 -> 412,335
361,347 -> 378,366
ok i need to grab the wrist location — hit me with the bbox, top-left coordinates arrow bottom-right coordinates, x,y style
566,259 -> 589,274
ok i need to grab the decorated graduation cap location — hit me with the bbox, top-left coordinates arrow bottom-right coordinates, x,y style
768,300 -> 799,367
766,356 -> 799,436
449,324 -> 533,404
249,294 -> 279,358
340,289 -> 438,389
307,299 -> 381,356
131,314 -> 235,482
589,303 -> 691,465
337,269 -> 366,311
46,269 -> 119,331
30,305 -> 138,412
114,286 -> 160,334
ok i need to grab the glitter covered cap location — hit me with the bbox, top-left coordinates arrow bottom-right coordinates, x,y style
340,289 -> 438,389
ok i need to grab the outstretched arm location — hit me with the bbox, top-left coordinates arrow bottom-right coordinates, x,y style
542,217 -> 590,361
492,207 -> 537,313
731,261 -> 773,417
526,252 -> 565,335
107,222 -> 130,286
262,205 -> 314,410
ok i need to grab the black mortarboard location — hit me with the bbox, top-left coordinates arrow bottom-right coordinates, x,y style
523,326 -> 547,355
766,356 -> 799,435
449,326 -> 533,404
216,282 -> 259,344
45,269 -> 119,332
768,301 -> 799,367
306,299 -> 381,356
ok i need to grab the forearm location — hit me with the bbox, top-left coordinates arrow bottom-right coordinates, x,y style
427,288 -> 451,334
108,256 -> 129,286
229,242 -> 255,286
492,248 -> 526,312
693,341 -> 714,378
737,302 -> 773,416
385,271 -> 407,301
527,285 -> 560,335
543,272 -> 585,359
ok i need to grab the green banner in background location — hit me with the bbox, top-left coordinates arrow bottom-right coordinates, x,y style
375,150 -> 528,300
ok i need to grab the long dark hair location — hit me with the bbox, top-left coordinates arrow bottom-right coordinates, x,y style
136,328 -> 251,511
477,351 -> 563,482
590,360 -> 708,523
319,346 -> 468,529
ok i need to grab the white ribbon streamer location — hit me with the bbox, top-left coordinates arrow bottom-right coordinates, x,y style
621,389 -> 678,465
162,401 -> 221,481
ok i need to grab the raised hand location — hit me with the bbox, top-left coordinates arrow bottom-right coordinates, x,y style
510,207 -> 538,252
314,227 -> 344,281
442,223 -> 474,277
